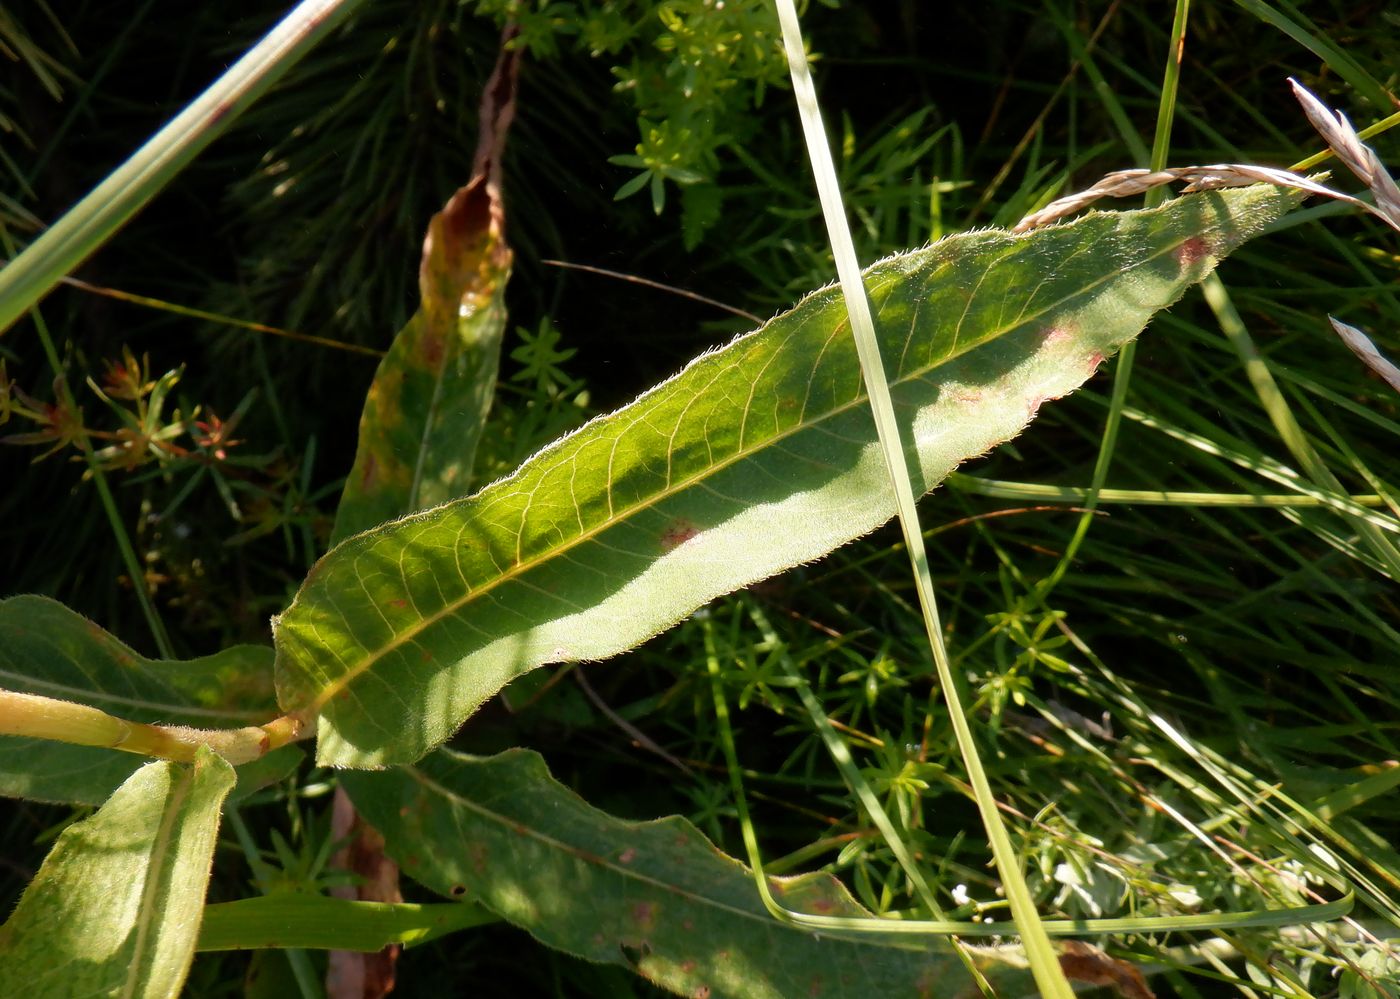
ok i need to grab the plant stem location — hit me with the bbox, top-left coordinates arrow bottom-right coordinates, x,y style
0,689 -> 307,765
1034,0 -> 1191,605
7,229 -> 176,658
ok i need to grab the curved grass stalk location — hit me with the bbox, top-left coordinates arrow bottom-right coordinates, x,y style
1201,273 -> 1400,580
772,2 -> 1073,991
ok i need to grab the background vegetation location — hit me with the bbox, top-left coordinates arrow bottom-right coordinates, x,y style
2,1 -> 1397,995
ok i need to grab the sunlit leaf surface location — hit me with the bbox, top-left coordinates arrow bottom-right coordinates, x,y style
276,186 -> 1300,767
0,748 -> 234,998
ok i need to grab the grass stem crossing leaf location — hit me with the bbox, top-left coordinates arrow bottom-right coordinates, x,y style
274,185 -> 1302,768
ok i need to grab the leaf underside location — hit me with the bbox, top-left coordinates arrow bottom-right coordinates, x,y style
343,748 -> 1037,999
0,748 -> 235,998
274,186 -> 1301,768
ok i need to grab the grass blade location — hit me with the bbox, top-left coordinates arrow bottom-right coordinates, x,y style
0,0 -> 367,334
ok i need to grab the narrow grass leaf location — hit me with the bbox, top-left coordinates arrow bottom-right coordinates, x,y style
1202,273 -> 1400,580
273,184 -> 1301,768
1231,0 -> 1394,112
342,748 -> 1038,999
196,895 -> 497,953
0,0 -> 368,334
0,747 -> 235,998
0,594 -> 294,804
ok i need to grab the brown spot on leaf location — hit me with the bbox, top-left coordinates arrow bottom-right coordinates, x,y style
633,902 -> 657,930
659,519 -> 699,552
467,843 -> 488,874
1041,325 -> 1071,347
360,453 -> 378,490
1059,941 -> 1156,999
619,847 -> 637,864
809,897 -> 836,914
1175,235 -> 1212,267
389,598 -> 408,609
421,330 -> 445,367
449,884 -> 467,897
694,988 -> 710,999
1087,350 -> 1106,372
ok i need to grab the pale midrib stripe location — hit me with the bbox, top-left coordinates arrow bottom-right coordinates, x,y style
301,216 -> 1232,715
120,766 -> 192,999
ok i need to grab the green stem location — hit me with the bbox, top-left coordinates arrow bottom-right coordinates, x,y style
0,688 -> 307,765
702,622 -> 1354,939
949,473 -> 1388,510
7,231 -> 175,658
197,895 -> 497,952
1201,273 -> 1400,578
772,2 -> 1072,993
1035,0 -> 1191,605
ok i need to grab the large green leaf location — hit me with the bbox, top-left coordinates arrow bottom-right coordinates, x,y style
275,186 -> 1300,768
343,748 -> 1036,998
0,594 -> 296,804
0,747 -> 235,998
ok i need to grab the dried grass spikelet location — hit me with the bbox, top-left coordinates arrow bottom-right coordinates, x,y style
1289,78 -> 1400,228
1013,79 -> 1400,397
1014,79 -> 1399,235
1330,316 -> 1400,396
1014,164 -> 1352,232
